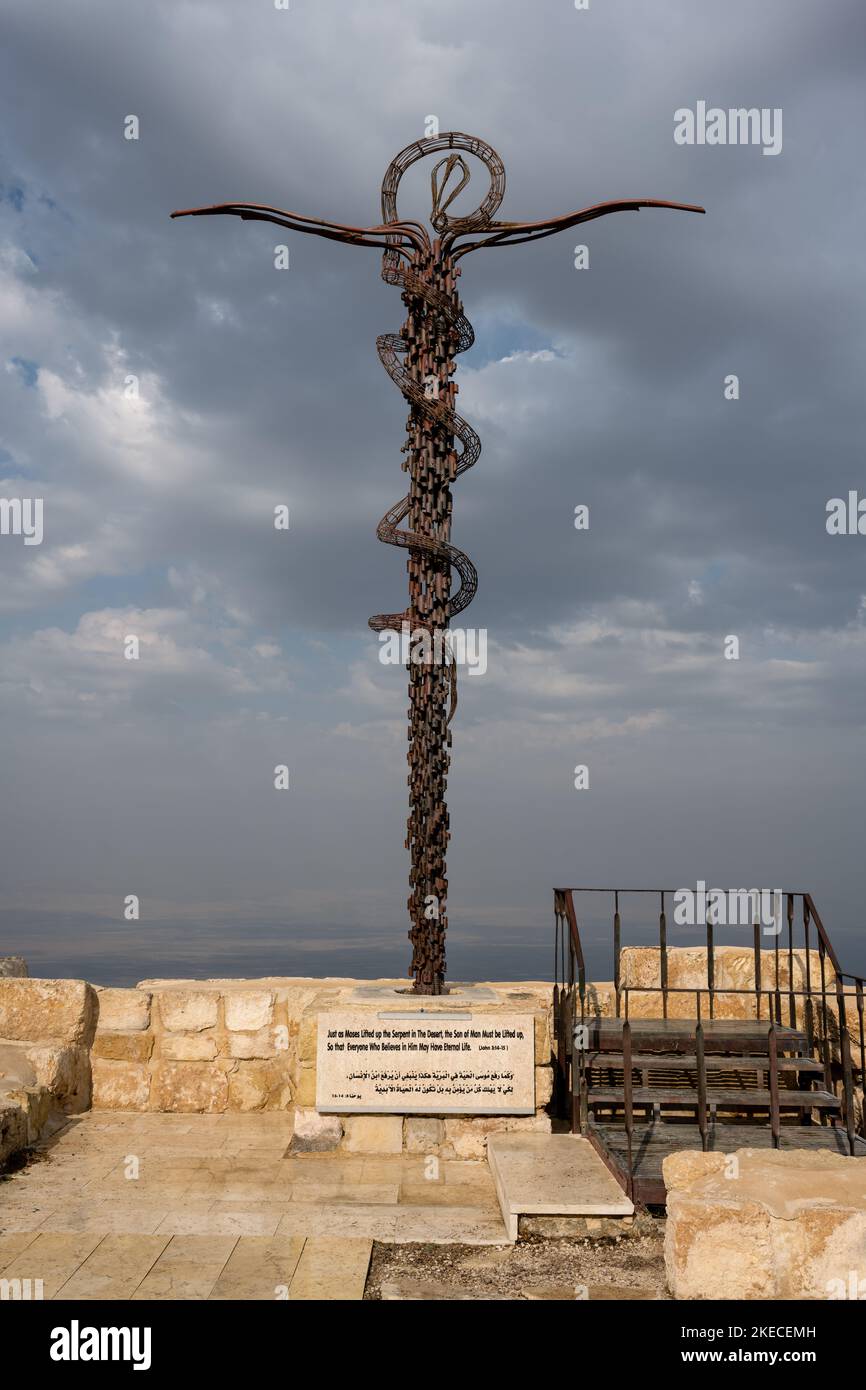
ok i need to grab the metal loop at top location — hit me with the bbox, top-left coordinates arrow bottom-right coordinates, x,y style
381,132 -> 506,234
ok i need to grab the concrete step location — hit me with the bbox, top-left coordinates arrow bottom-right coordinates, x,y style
487,1133 -> 634,1241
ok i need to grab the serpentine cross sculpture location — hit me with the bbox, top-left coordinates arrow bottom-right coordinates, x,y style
172,132 -> 703,994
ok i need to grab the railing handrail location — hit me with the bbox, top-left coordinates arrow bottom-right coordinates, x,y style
553,885 -> 864,1159
553,886 -> 866,988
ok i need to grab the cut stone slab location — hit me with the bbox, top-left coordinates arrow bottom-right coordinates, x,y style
55,1234 -> 172,1300
488,1133 -> 634,1242
287,1235 -> 371,1300
209,1235 -> 305,1300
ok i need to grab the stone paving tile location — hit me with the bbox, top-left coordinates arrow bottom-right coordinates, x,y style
287,1236 -> 372,1300
278,1156 -> 361,1178
443,1161 -> 498,1186
359,1157 -> 430,1182
131,1235 -> 238,1300
180,1183 -> 287,1206
54,1235 -> 172,1300
155,1206 -> 285,1236
1,1113 -> 507,1277
387,1207 -> 508,1245
289,1183 -> 400,1205
38,1203 -> 173,1235
399,1181 -> 500,1209
209,1235 -> 305,1300
0,1230 -> 41,1269
0,1204 -> 61,1232
276,1204 -> 400,1241
0,1232 -> 105,1298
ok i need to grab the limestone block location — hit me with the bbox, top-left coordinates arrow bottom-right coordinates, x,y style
295,1066 -> 317,1108
289,1107 -> 343,1153
403,1117 -> 445,1153
298,1014 -> 318,1066
224,990 -> 274,1033
0,978 -> 97,1045
227,1027 -> 274,1060
534,1011 -> 551,1058
28,1043 -> 91,1111
91,1059 -> 151,1111
342,1115 -> 403,1154
535,1066 -> 553,1107
96,987 -> 151,1032
664,1147 -> 866,1300
442,1113 -> 550,1161
92,1031 -> 153,1063
157,990 -> 219,1033
150,1061 -> 228,1113
159,1033 -> 218,1062
663,1150 -> 728,1191
227,1061 -> 289,1112
443,1116 -> 509,1161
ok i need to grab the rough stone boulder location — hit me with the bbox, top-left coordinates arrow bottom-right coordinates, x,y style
0,980 -> 99,1166
664,1147 -> 866,1299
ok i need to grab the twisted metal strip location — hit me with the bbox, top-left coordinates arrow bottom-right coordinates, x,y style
368,268 -> 479,645
368,134 -> 504,991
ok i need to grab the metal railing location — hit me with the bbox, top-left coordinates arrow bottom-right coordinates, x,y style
553,887 -> 865,1158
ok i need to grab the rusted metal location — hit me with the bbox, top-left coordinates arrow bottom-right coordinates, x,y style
695,1004 -> 708,1151
622,1017 -> 635,1200
659,890 -> 668,1019
554,887 -> 866,1195
787,892 -> 796,1028
767,1006 -> 781,1149
171,135 -> 704,993
773,919 -> 782,1023
836,973 -> 857,1154
613,889 -> 621,1016
705,909 -> 715,1020
803,897 -> 814,1051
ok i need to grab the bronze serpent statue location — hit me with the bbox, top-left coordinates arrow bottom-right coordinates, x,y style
172,132 -> 704,993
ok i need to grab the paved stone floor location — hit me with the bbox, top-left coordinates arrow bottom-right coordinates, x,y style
0,1111 -> 508,1299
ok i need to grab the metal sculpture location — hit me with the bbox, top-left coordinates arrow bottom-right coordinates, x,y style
172,132 -> 703,994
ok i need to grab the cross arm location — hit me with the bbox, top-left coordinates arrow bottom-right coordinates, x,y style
452,197 -> 705,258
170,200 -> 427,253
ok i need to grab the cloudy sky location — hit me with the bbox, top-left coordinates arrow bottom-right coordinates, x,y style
1,0 -> 865,986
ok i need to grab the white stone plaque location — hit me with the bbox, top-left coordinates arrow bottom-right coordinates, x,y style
315,1009 -> 535,1114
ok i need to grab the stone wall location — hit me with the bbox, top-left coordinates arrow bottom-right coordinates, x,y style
89,977 -> 555,1157
91,980 -> 306,1115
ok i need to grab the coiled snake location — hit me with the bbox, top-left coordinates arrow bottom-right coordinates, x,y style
171,133 -> 704,993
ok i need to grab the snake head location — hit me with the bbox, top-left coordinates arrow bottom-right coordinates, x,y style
430,153 -> 471,230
